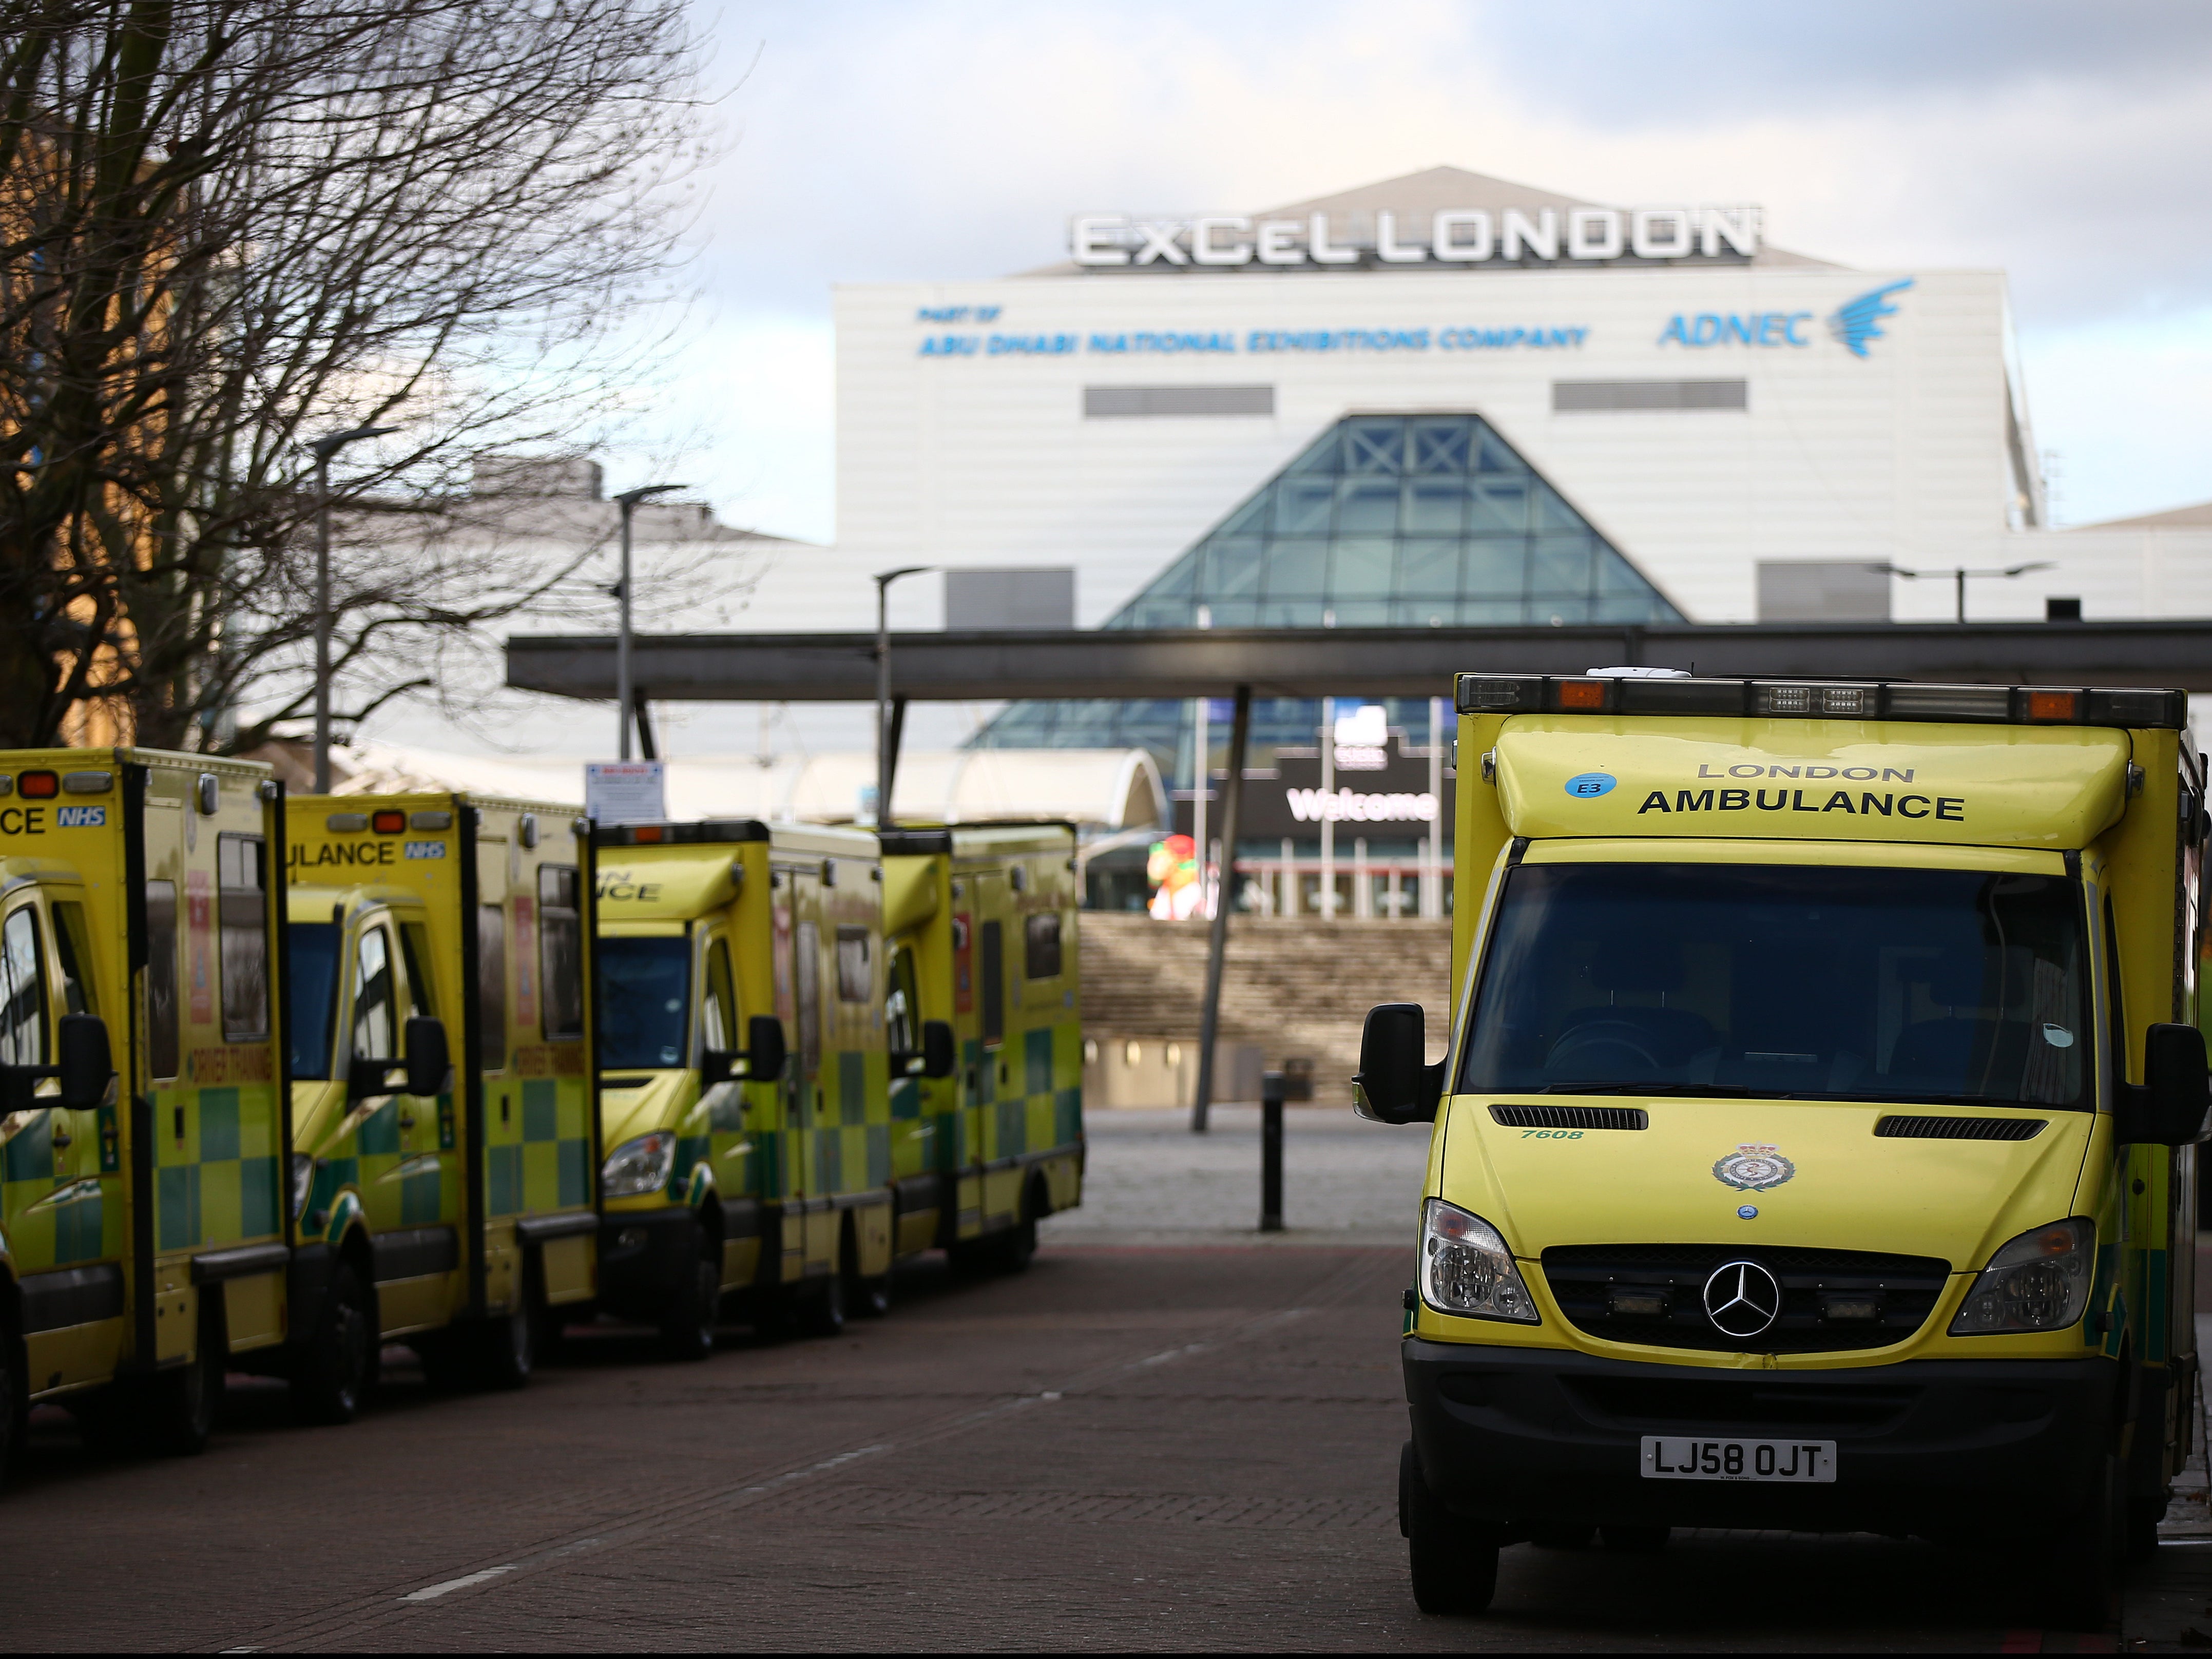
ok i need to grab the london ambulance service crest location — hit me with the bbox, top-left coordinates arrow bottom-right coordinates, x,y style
1713,1144 -> 1796,1192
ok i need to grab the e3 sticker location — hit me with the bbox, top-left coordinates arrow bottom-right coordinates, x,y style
55,806 -> 106,827
1714,1144 -> 1796,1192
1564,773 -> 1616,799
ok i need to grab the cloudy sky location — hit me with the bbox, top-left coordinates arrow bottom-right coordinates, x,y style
647,0 -> 2212,541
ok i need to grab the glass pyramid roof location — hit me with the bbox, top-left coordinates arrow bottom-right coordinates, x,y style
1105,413 -> 1680,630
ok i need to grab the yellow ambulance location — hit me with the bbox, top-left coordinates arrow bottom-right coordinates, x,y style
590,818 -> 1082,1352
1363,673 -> 2207,1627
285,793 -> 598,1399
878,824 -> 1084,1272
0,749 -> 294,1467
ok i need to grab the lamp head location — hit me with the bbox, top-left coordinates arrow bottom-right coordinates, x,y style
614,483 -> 685,509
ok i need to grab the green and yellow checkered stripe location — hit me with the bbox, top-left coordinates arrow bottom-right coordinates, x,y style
155,1082 -> 282,1252
488,1077 -> 589,1216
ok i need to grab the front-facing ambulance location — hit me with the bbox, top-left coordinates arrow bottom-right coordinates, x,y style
1362,672 -> 2211,1627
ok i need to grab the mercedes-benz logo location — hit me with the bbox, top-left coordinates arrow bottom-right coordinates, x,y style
1702,1259 -> 1782,1338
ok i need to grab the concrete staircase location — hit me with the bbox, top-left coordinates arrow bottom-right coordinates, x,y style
1079,913 -> 1452,1089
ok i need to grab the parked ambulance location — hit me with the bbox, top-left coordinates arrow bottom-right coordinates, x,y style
1361,673 -> 2208,1628
589,818 -> 1082,1351
286,793 -> 598,1398
0,750 -> 303,1468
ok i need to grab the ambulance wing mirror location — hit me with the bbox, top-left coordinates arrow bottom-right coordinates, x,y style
1354,1002 -> 1446,1124
743,1014 -> 786,1083
921,1019 -> 955,1079
56,1013 -> 113,1111
2121,1023 -> 2212,1146
403,1016 -> 450,1099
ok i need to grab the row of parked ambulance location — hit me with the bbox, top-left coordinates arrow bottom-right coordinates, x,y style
0,747 -> 1083,1469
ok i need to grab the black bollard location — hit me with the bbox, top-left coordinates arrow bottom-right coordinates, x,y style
1260,1069 -> 1284,1233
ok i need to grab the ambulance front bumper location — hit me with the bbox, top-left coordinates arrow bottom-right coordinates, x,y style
1404,1337 -> 2118,1538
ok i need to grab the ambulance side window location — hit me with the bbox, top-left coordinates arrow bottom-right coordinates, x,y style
1024,913 -> 1062,980
835,926 -> 871,1003
217,834 -> 270,1042
538,865 -> 583,1041
884,944 -> 918,1054
980,920 -> 1004,1045
795,920 -> 821,1075
475,905 -> 507,1072
0,907 -> 47,1066
701,937 -> 735,1054
353,925 -> 397,1062
52,900 -> 97,1017
145,881 -> 180,1080
400,921 -> 436,1017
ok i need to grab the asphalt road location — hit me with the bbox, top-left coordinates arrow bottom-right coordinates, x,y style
6,1111 -> 2211,1651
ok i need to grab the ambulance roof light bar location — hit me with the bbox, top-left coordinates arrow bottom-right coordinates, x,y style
1453,673 -> 2187,731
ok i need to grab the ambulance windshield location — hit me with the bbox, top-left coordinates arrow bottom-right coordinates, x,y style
599,936 -> 689,1069
288,921 -> 341,1079
1458,862 -> 2090,1108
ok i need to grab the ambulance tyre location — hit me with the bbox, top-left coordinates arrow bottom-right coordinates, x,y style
1400,1440 -> 1498,1615
659,1243 -> 722,1362
294,1260 -> 374,1425
2045,1450 -> 2124,1630
477,1301 -> 535,1391
148,1301 -> 225,1457
795,1271 -> 845,1339
0,1315 -> 22,1483
842,1216 -> 892,1318
2127,1496 -> 2165,1564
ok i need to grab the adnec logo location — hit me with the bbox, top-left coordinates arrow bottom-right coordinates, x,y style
1654,276 -> 1913,356
1564,772 -> 1615,799
1828,279 -> 1912,358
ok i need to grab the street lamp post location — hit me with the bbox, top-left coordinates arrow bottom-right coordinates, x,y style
612,484 -> 683,759
309,424 -> 398,794
1880,561 -> 2056,624
873,566 -> 931,826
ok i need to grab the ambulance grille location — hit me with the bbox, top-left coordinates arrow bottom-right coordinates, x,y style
1541,1244 -> 1952,1354
1489,1104 -> 1648,1131
1874,1115 -> 2047,1141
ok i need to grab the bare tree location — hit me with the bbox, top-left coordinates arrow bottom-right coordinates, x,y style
0,0 -> 725,751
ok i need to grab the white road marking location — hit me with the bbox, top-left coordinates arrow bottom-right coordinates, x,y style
400,1564 -> 520,1602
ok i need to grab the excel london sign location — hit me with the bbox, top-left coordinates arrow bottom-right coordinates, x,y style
1070,205 -> 1762,271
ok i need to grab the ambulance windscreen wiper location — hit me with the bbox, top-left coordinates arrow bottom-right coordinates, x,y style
1538,1082 -> 1763,1097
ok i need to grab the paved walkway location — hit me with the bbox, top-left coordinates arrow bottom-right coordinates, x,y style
1040,1106 -> 1429,1246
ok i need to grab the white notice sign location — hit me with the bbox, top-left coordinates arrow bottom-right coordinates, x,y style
586,761 -> 666,826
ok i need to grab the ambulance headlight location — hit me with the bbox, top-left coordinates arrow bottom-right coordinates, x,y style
1949,1218 -> 2094,1335
291,1152 -> 316,1218
601,1131 -> 677,1199
1420,1200 -> 1540,1324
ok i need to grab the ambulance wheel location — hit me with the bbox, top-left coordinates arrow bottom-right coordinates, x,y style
2045,1451 -> 2123,1630
659,1247 -> 722,1362
1400,1441 -> 1498,1615
1600,1525 -> 1670,1553
849,1265 -> 893,1319
294,1261 -> 374,1425
0,1321 -> 22,1483
2127,1495 -> 2165,1563
795,1272 -> 845,1339
476,1302 -> 534,1390
148,1303 -> 225,1457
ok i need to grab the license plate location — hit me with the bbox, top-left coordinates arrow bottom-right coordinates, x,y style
1641,1436 -> 1836,1483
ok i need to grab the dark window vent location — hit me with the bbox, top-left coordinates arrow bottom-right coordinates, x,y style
1874,1115 -> 2047,1141
1490,1103 -> 1648,1131
1553,378 -> 1748,413
1084,384 -> 1275,418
